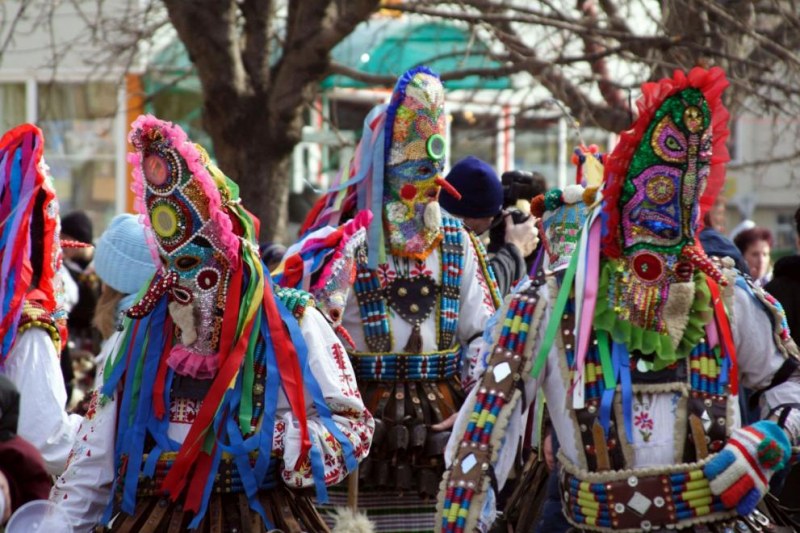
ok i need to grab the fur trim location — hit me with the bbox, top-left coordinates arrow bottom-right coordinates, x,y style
424,201 -> 442,231
168,301 -> 197,345
663,281 -> 695,348
331,508 -> 375,533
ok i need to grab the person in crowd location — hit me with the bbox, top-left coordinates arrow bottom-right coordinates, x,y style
766,205 -> 800,342
438,68 -> 800,532
439,156 -> 539,297
700,218 -> 748,274
734,226 -> 774,285
52,115 -> 373,532
68,213 -> 158,416
60,210 -> 102,352
0,124 -> 81,476
765,205 -> 800,518
0,375 -> 51,526
278,67 -> 497,532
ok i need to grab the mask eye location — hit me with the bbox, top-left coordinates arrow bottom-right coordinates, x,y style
175,255 -> 201,271
418,165 -> 432,176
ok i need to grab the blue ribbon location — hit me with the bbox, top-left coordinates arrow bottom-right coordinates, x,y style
269,276 -> 358,503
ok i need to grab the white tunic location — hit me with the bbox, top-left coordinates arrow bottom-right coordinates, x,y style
1,327 -> 82,476
341,230 -> 497,387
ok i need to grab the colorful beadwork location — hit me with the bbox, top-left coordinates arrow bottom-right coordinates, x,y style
274,287 -> 314,323
349,346 -> 461,382
17,300 -> 62,353
439,277 -> 545,533
383,67 -> 447,260
129,116 -> 240,378
352,216 -> 464,354
466,231 -> 502,309
438,217 -> 465,350
561,467 -> 730,530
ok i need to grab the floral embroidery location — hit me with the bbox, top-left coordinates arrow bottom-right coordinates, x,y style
377,263 -> 396,285
84,389 -> 100,421
169,397 -> 201,424
411,259 -> 432,278
633,393 -> 654,442
332,344 -> 360,398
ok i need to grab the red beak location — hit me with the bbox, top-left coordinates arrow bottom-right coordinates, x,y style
435,177 -> 462,200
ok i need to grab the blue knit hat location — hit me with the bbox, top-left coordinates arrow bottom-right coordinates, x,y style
439,156 -> 503,218
94,214 -> 157,295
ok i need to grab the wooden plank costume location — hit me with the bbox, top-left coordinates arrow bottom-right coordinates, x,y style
276,67 -> 497,532
0,124 -> 82,476
437,68 -> 800,532
51,116 -> 374,532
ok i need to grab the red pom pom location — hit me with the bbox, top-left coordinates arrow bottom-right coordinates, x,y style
530,195 -> 546,218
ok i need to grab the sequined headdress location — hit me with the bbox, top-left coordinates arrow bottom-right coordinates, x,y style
0,124 -> 63,362
127,114 -> 243,379
299,66 -> 458,268
595,67 -> 731,369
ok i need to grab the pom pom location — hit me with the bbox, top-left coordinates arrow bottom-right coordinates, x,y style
583,186 -> 599,206
530,195 -> 546,218
544,189 -> 563,211
562,184 -> 585,204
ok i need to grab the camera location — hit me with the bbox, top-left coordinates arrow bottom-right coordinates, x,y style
487,170 -> 547,254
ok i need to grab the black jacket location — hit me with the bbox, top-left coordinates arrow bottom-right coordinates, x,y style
489,243 -> 526,297
765,255 -> 800,341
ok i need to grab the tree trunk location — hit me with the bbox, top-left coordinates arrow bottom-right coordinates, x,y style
201,93 -> 300,244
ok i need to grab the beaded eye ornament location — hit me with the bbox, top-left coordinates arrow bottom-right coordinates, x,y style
127,115 -> 243,379
383,66 -> 459,261
0,124 -> 65,361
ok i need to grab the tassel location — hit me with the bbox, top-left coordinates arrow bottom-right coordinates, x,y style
404,324 -> 423,353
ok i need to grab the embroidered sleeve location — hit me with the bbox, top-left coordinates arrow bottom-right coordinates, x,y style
51,334 -> 120,531
277,308 -> 374,488
457,229 -> 498,391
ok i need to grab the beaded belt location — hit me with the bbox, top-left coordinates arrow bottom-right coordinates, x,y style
559,456 -> 737,532
349,346 -> 461,382
123,452 -> 278,497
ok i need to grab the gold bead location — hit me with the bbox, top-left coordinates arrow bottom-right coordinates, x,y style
410,304 -> 419,312
398,287 -> 408,296
421,286 -> 430,296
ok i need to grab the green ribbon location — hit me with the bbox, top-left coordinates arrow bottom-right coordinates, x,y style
531,231 -> 582,378
596,330 -> 616,389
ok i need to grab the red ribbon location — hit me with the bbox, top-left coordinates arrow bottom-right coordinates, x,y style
707,277 -> 738,394
261,281 -> 312,464
160,267 -> 254,508
152,324 -> 174,420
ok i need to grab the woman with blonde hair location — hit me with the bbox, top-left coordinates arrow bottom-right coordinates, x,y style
92,214 -> 157,357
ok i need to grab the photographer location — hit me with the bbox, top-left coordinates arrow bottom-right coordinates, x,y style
440,157 -> 540,296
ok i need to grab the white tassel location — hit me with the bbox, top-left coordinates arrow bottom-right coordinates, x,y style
331,507 -> 375,533
424,201 -> 442,230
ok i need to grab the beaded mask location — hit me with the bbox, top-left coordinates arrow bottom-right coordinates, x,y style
383,67 -> 448,260
0,124 -> 66,361
598,68 -> 730,357
128,115 -> 242,379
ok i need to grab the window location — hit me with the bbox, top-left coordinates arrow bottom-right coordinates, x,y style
37,82 -> 118,233
0,83 -> 26,132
